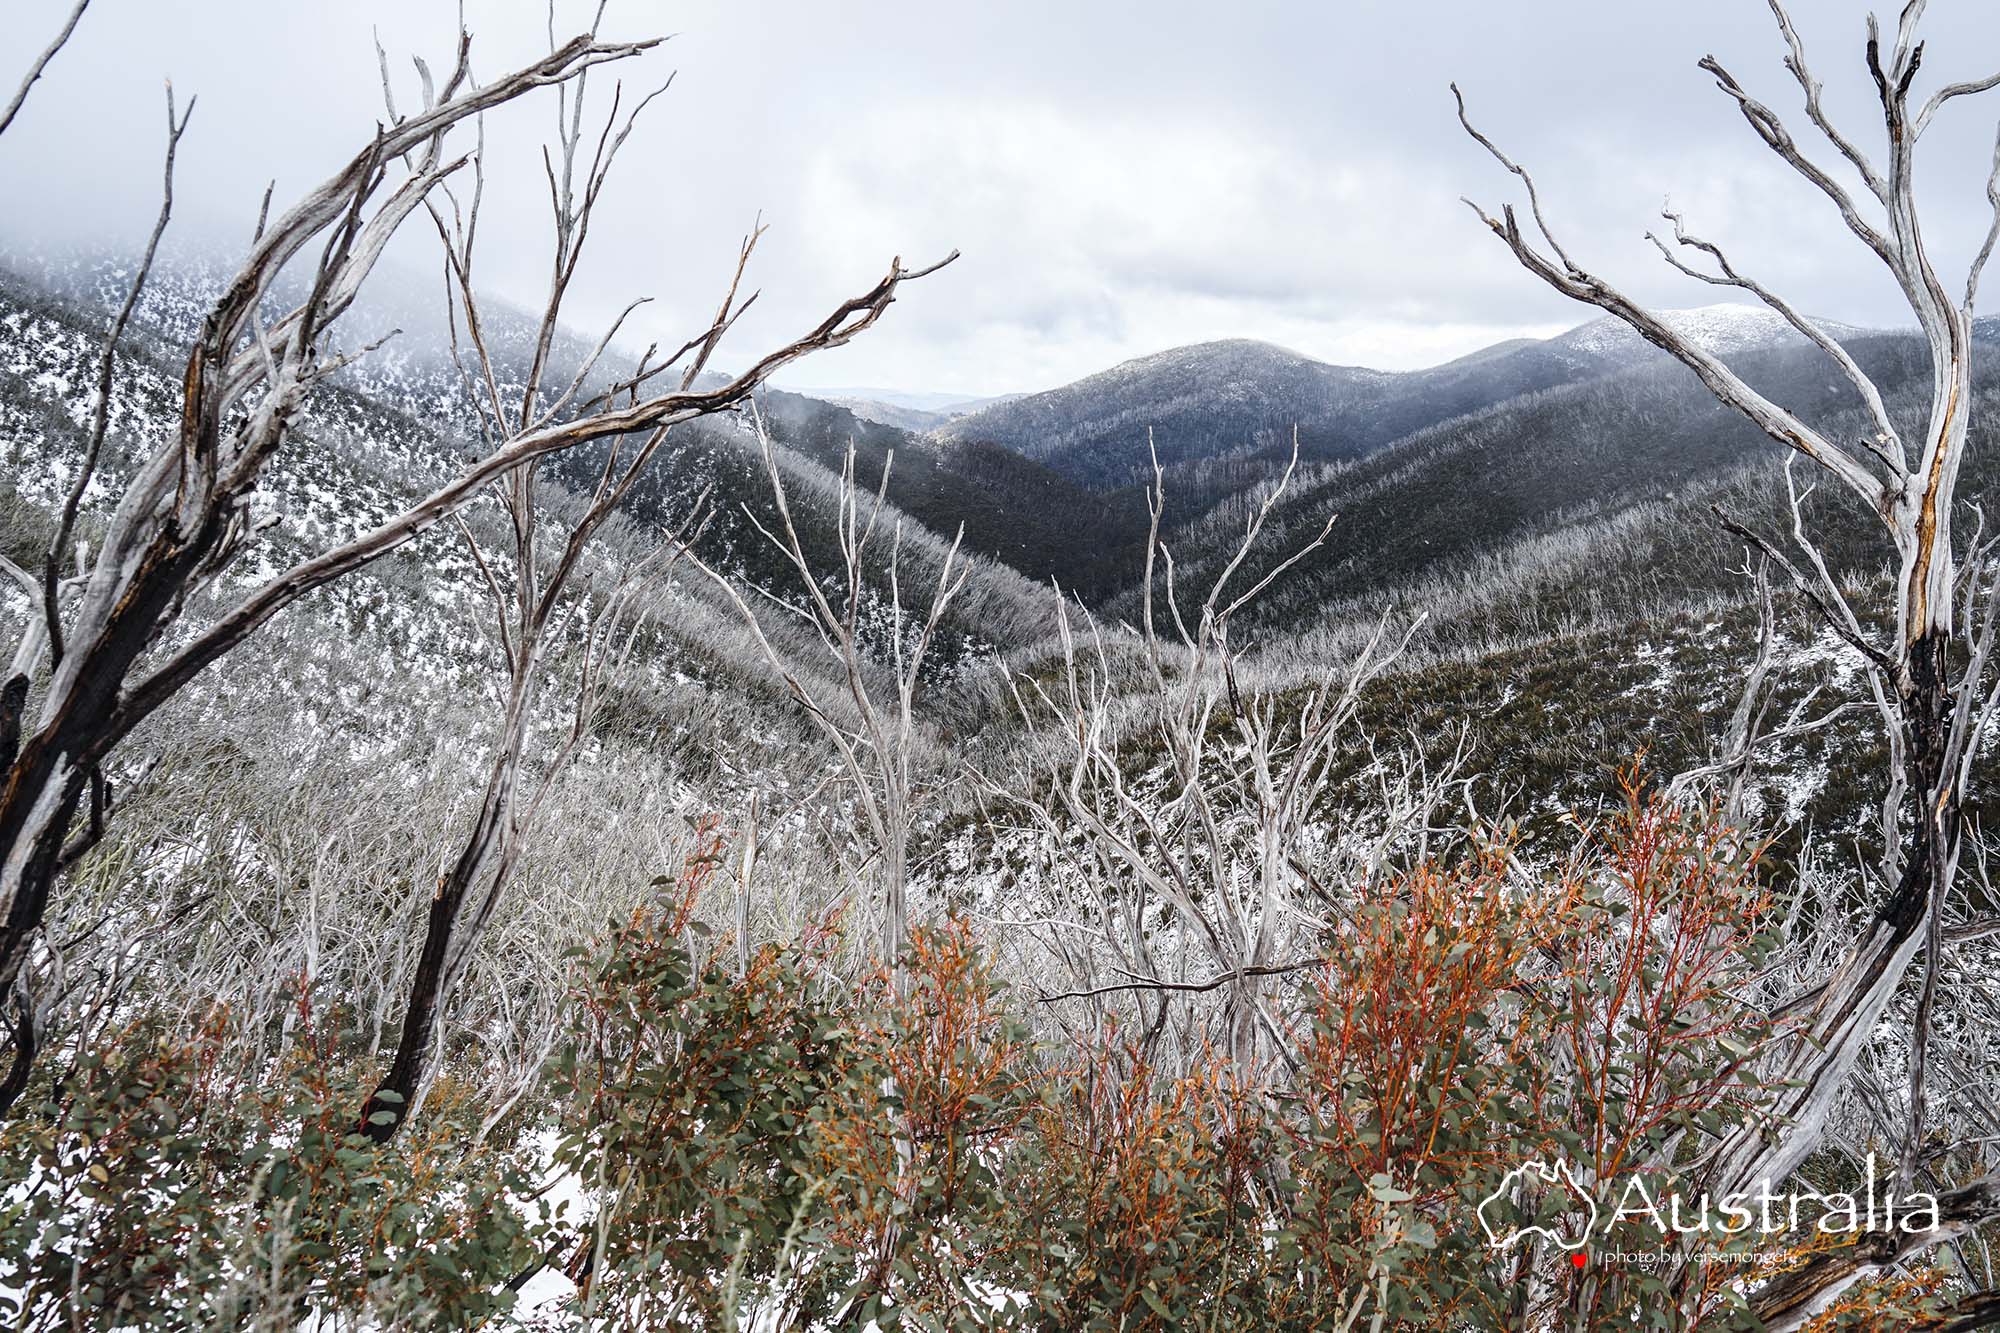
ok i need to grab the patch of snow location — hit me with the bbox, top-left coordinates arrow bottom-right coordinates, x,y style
1552,303 -> 1877,361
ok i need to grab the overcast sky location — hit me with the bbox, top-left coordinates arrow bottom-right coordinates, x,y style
4,1 -> 2000,397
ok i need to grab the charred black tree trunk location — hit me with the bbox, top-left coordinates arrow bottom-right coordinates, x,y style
1890,630 -> 1958,935
359,885 -> 465,1142
0,512 -> 231,1113
1895,628 -> 1959,1180
0,984 -> 40,1114
0,674 -> 27,774
358,769 -> 514,1143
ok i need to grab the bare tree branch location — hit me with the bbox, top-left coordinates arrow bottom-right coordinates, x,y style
1764,0 -> 1889,202
42,85 -> 194,667
0,0 -> 89,140
111,249 -> 955,737
1454,86 -> 1891,516
1036,958 -> 1329,1005
1646,204 -> 1902,473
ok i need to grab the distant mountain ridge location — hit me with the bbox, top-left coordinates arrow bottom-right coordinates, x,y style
5,249 -> 1965,647
936,304 -> 1894,493
789,386 -> 1022,434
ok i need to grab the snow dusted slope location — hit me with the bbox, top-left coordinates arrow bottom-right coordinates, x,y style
0,260 -> 1022,799
940,337 -> 1389,457
936,338 -> 1408,488
1549,302 -> 1873,363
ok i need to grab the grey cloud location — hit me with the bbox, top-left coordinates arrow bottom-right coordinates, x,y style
4,0 -> 1999,396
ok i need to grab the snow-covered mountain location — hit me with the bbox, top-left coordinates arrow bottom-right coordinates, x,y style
933,338 -> 1410,488
1550,302 -> 1873,361
6,244 -> 1990,931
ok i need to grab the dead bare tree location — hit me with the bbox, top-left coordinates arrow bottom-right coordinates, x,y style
355,25 -> 742,1140
1458,2 -> 2000,1320
993,434 -> 1423,1077
0,14 -> 947,1111
1664,544 -> 1856,821
692,404 -> 970,997
0,0 -> 89,141
359,526 -> 687,1139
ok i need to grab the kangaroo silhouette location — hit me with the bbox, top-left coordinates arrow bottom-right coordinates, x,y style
1478,1159 -> 1598,1251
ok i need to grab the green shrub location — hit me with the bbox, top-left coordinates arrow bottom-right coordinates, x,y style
551,900 -> 866,1330
0,1000 -> 539,1331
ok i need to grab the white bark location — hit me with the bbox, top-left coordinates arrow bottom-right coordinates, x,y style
692,403 -> 971,995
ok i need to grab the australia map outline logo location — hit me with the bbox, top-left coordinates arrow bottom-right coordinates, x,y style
1478,1158 -> 1598,1252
